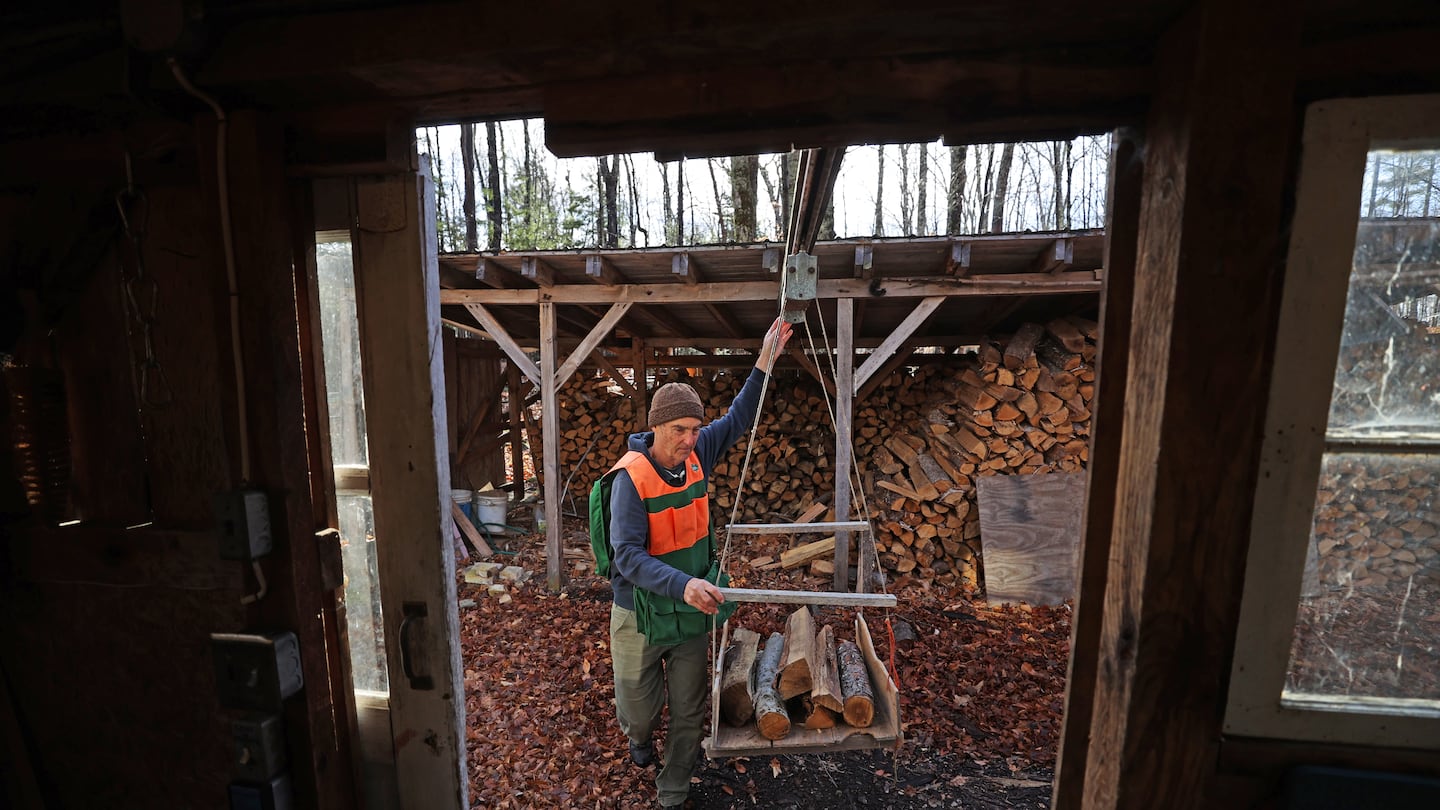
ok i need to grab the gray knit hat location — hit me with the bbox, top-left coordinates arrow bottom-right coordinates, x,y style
648,382 -> 704,427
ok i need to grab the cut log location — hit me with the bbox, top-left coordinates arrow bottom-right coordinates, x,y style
755,632 -> 791,740
719,627 -> 761,726
810,624 -> 844,714
1003,323 -> 1045,368
837,639 -> 875,728
778,607 -> 817,699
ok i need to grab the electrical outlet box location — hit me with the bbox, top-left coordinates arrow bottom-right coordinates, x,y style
228,773 -> 293,810
232,713 -> 287,781
212,632 -> 303,711
215,489 -> 272,561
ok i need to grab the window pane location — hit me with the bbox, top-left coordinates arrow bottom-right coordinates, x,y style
317,239 -> 370,466
1286,453 -> 1440,710
1330,151 -> 1440,439
338,494 -> 388,693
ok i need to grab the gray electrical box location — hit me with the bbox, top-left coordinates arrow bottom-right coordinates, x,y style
228,772 -> 293,810
211,632 -> 303,711
215,489 -> 272,561
232,713 -> 287,781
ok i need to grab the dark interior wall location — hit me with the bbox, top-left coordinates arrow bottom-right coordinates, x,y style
0,174 -> 246,805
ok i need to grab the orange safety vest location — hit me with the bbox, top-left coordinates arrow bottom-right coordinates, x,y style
610,450 -> 711,560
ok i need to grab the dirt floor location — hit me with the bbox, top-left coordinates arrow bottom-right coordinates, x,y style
457,516 -> 1070,809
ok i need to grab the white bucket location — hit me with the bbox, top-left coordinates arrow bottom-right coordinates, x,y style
450,489 -> 474,518
475,491 -> 509,532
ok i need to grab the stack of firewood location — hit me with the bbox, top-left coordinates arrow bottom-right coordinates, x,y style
550,318 -> 1097,585
1312,457 -> 1440,588
720,607 -> 876,738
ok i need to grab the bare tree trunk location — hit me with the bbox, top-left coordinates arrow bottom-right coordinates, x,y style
946,144 -> 967,234
1061,139 -> 1074,230
485,121 -> 503,250
424,127 -> 448,250
873,145 -> 886,236
1426,154 -> 1435,217
660,161 -> 675,243
624,155 -> 646,245
759,162 -> 779,238
819,194 -> 836,241
677,157 -> 686,244
916,142 -> 929,236
596,156 -> 620,247
977,144 -> 995,232
461,123 -> 478,251
707,158 -> 728,241
899,144 -> 913,235
1367,153 -> 1381,217
778,152 -> 798,241
990,141 -> 1015,233
730,155 -> 759,242
522,120 -> 534,242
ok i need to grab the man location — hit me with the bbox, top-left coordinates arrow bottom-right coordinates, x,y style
599,317 -> 791,809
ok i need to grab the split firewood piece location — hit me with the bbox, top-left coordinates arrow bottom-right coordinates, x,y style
719,628 -> 761,726
780,535 -> 837,569
755,632 -> 791,740
1003,323 -> 1045,368
778,607 -> 817,699
837,639 -> 875,728
790,695 -> 838,729
810,624 -> 844,714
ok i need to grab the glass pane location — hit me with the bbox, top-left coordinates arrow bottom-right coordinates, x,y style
316,234 -> 388,695
338,494 -> 388,693
1285,148 -> 1440,716
1330,150 -> 1440,439
317,239 -> 370,466
1286,453 -> 1440,710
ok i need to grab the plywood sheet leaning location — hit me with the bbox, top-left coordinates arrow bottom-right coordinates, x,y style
975,471 -> 1085,606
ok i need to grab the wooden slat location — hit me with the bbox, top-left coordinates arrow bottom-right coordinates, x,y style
475,257 -> 524,289
463,303 -> 541,386
584,255 -> 623,285
852,296 -> 944,394
716,588 -> 896,608
449,501 -> 494,557
552,302 -> 632,389
590,349 -> 638,399
976,473 -> 1086,606
725,521 -> 870,535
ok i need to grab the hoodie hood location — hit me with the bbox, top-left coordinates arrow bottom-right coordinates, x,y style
626,431 -> 655,453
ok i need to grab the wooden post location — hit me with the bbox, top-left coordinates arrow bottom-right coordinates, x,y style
1076,2 -> 1299,808
833,298 -> 854,591
353,163 -> 467,807
633,336 -> 648,432
539,302 -> 563,591
507,362 -> 523,496
1052,127 -> 1143,810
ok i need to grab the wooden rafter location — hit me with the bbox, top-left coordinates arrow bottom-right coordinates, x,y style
852,297 -> 944,394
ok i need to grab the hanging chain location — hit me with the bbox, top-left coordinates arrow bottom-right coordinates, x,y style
114,152 -> 173,408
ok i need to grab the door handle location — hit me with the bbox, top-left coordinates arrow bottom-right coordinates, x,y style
398,601 -> 434,690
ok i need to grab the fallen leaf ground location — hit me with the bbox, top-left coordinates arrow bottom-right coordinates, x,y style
458,519 -> 1071,809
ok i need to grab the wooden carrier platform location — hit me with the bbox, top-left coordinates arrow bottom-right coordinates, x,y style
704,612 -> 902,758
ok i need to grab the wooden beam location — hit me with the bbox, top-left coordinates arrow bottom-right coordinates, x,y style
507,363 -> 525,495
539,302 -> 564,592
439,272 -> 1100,306
852,296 -> 944,394
672,253 -> 747,337
834,298 -> 856,592
726,521 -> 870,534
672,253 -> 698,285
475,257 -> 524,289
520,256 -> 555,287
1053,128 -> 1143,810
1076,3 -> 1299,807
946,241 -> 973,277
855,346 -> 918,403
633,337 -> 649,431
716,588 -> 896,608
1034,238 -> 1075,274
585,255 -> 623,286
463,303 -> 541,386
553,302 -> 632,389
591,349 -> 639,399
783,345 -> 837,397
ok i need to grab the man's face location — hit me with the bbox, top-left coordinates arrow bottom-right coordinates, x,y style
651,417 -> 702,469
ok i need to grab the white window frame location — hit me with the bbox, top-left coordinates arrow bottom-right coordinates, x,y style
1225,94 -> 1440,747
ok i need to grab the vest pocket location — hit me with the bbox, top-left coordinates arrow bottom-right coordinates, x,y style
633,565 -> 736,646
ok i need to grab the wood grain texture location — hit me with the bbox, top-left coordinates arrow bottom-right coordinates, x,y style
976,472 -> 1086,606
1079,3 -> 1300,807
1052,128 -> 1143,810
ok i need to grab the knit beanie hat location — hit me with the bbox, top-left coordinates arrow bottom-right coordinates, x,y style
648,382 -> 704,427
